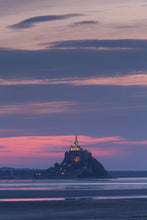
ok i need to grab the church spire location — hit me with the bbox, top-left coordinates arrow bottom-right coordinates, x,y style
70,133 -> 81,151
74,134 -> 78,145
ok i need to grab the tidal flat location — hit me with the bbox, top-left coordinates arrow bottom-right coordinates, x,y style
1,178 -> 147,219
0,197 -> 147,220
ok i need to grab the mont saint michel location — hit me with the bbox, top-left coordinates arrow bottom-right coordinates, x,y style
35,135 -> 109,179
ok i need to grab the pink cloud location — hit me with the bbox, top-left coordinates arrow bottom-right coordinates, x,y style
116,140 -> 147,145
0,101 -> 75,115
0,101 -> 146,117
0,135 -> 121,159
68,74 -> 147,86
0,74 -> 147,87
88,147 -> 120,157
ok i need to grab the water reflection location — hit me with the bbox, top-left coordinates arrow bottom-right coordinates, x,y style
0,178 -> 147,191
0,198 -> 65,202
1,195 -> 147,202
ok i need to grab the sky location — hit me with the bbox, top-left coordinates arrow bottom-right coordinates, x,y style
0,0 -> 147,170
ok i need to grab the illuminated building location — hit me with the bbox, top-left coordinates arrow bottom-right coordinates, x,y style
65,135 -> 92,163
70,135 -> 81,151
36,134 -> 110,179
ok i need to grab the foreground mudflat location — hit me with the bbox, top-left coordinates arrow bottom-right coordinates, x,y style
0,188 -> 147,199
0,198 -> 147,220
1,178 -> 147,219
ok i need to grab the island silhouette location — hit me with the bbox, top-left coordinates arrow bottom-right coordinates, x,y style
35,135 -> 110,179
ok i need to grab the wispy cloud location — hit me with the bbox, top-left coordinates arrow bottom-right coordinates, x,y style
1,41 -> 147,79
0,101 -> 75,115
8,14 -> 81,29
0,146 -> 9,152
89,147 -> 121,157
73,20 -> 99,25
0,146 -> 6,148
0,135 -> 122,158
1,101 -> 146,117
66,74 -> 147,86
1,135 -> 146,167
116,140 -> 147,145
115,25 -> 138,29
1,74 -> 147,87
49,39 -> 147,49
0,135 -> 122,167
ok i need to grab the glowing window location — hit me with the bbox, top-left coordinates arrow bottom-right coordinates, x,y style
75,156 -> 80,162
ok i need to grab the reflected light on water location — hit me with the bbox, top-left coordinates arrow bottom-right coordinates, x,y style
0,198 -> 65,202
0,178 -> 147,191
1,195 -> 147,202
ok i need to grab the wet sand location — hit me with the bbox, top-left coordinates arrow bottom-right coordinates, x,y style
1,188 -> 147,199
0,189 -> 147,219
0,198 -> 147,220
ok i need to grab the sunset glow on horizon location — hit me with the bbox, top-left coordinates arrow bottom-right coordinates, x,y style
0,134 -> 146,168
0,135 -> 121,162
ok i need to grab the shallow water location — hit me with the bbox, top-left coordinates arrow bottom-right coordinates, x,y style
2,194 -> 147,202
0,177 -> 147,191
1,178 -> 147,202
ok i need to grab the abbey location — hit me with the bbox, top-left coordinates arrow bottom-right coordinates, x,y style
36,135 -> 110,179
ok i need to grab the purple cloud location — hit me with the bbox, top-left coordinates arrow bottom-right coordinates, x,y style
73,20 -> 99,25
8,14 -> 82,29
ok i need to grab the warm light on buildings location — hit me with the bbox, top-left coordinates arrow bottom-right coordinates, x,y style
74,156 -> 80,162
70,135 -> 81,151
70,146 -> 81,151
